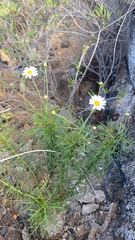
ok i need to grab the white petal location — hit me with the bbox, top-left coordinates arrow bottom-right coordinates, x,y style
92,95 -> 98,101
24,67 -> 29,71
89,99 -> 94,104
101,101 -> 106,105
33,73 -> 37,76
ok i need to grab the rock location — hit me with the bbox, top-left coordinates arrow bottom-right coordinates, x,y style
66,200 -> 80,210
59,73 -> 68,81
59,109 -> 72,118
88,203 -> 116,240
51,61 -> 60,69
80,81 -> 98,96
49,51 -> 55,56
82,203 -> 99,215
1,70 -> 18,83
57,79 -> 69,96
59,109 -> 75,124
70,68 -> 76,77
61,68 -> 76,80
104,162 -> 126,202
79,193 -> 95,204
97,211 -> 107,226
0,49 -> 12,65
2,209 -> 7,216
128,10 -> 135,89
75,222 -> 91,240
50,45 -> 57,50
56,78 -> 70,103
95,190 -> 105,203
81,110 -> 100,125
23,124 -> 30,131
61,40 -> 70,48
65,205 -> 81,226
4,230 -> 23,240
107,59 -> 135,125
1,227 -> 8,236
41,210 -> 66,239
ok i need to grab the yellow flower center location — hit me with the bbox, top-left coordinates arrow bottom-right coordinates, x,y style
94,101 -> 100,106
27,70 -> 32,74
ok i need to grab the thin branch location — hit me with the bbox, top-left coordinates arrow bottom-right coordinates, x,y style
0,150 -> 57,163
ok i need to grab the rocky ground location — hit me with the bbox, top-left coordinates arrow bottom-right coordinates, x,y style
0,26 -> 135,240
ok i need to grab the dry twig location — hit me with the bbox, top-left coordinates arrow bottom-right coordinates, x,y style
88,203 -> 116,240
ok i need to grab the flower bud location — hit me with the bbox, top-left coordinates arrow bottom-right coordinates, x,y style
99,82 -> 104,86
52,110 -> 56,115
44,62 -> 47,67
126,113 -> 130,117
44,95 -> 48,100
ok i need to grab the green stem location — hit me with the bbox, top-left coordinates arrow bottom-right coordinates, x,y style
79,109 -> 94,133
32,77 -> 44,107
45,67 -> 48,97
0,179 -> 38,202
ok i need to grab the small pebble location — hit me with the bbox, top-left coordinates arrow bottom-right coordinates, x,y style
2,209 -> 6,216
1,227 -> 8,236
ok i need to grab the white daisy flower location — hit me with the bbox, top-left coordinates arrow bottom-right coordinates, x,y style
22,66 -> 38,79
89,95 -> 106,111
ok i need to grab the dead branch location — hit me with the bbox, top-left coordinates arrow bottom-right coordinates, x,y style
88,203 -> 116,240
